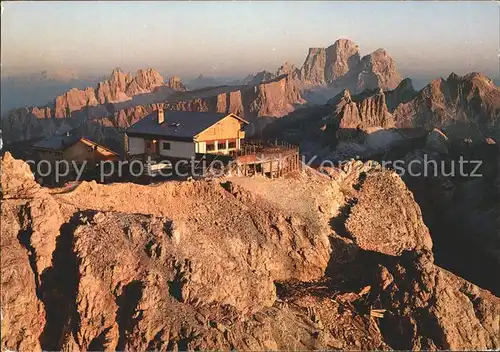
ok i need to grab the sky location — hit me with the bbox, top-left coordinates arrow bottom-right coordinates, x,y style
1,1 -> 499,80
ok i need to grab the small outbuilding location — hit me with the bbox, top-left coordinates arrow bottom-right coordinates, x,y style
31,129 -> 119,163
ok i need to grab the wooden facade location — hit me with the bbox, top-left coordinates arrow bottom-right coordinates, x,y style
34,138 -> 119,164
194,114 -> 246,155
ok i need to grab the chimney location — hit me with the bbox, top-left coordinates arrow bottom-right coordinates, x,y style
157,108 -> 165,124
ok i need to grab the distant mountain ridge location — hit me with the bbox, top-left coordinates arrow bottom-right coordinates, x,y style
2,69 -> 303,147
264,71 -> 499,151
3,38 -> 403,124
3,38 -> 498,151
330,71 -> 500,138
49,68 -> 187,118
239,39 -> 402,96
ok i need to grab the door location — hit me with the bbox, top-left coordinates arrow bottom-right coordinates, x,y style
145,139 -> 158,156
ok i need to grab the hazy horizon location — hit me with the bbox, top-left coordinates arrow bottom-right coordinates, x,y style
1,1 -> 499,80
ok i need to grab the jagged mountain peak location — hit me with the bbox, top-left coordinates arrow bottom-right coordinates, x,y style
356,48 -> 402,92
307,47 -> 325,54
108,67 -> 132,80
463,71 -> 499,89
447,72 -> 461,82
166,76 -> 187,92
327,88 -> 353,106
110,67 -> 124,75
327,38 -> 359,51
276,62 -> 300,81
299,38 -> 401,93
397,77 -> 416,91
371,48 -> 388,56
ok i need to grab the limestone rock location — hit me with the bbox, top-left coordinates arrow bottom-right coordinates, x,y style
166,76 -> 187,91
364,250 -> 500,350
356,49 -> 402,92
54,86 -> 98,118
393,72 -> 500,134
298,39 -> 401,93
324,38 -> 360,84
243,70 -> 276,86
321,72 -> 499,143
300,48 -> 327,85
1,201 -> 45,352
385,77 -> 417,111
1,152 -> 40,199
275,62 -> 300,81
345,171 -> 433,256
1,155 -> 499,351
328,88 -> 395,140
248,74 -> 304,117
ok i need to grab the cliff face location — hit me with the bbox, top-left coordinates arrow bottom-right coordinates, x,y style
385,77 -> 417,111
1,154 -> 499,351
242,70 -> 276,86
276,62 -> 301,80
324,39 -> 361,85
394,72 -> 500,132
300,48 -> 327,86
2,107 -> 60,144
247,74 -> 304,117
238,39 -> 400,96
109,74 -> 301,129
95,69 -> 133,105
93,68 -> 166,105
54,87 -> 98,118
356,49 -> 402,92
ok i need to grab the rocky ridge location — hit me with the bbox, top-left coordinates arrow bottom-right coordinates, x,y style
324,72 -> 500,140
53,68 -> 178,118
300,39 -> 361,88
299,40 -> 402,92
2,73 -> 304,148
242,39 -> 401,95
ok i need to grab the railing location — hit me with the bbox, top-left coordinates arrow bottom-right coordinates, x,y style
232,139 -> 299,157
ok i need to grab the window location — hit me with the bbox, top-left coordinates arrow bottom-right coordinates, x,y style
217,140 -> 227,150
206,143 -> 215,151
162,141 -> 171,150
228,141 -> 236,149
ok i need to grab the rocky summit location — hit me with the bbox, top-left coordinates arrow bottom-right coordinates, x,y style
299,39 -> 402,93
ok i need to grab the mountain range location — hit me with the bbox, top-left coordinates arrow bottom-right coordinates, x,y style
2,38 -> 499,151
1,37 -> 500,352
